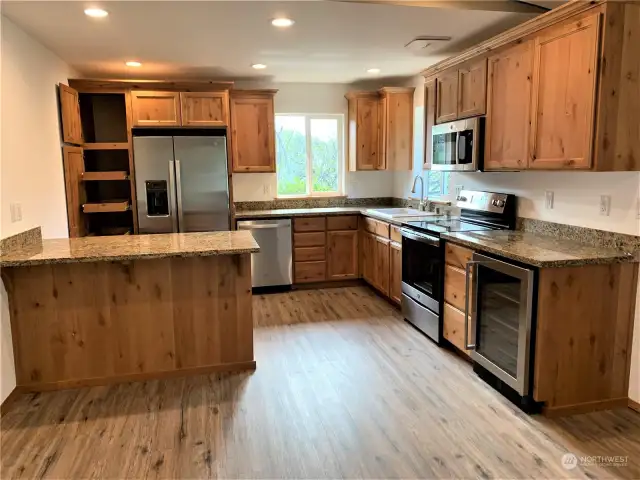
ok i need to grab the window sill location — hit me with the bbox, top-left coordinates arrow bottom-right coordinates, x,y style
276,195 -> 347,200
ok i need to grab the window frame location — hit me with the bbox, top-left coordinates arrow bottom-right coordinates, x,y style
275,113 -> 345,198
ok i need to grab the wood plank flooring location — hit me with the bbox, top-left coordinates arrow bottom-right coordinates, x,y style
2,286 -> 639,479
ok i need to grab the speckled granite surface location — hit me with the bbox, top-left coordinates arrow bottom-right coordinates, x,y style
0,231 -> 259,267
235,206 -> 441,225
442,230 -> 637,268
0,227 -> 42,255
517,218 -> 640,252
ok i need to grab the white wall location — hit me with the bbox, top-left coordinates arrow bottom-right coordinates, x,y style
0,16 -> 75,402
232,82 -> 394,201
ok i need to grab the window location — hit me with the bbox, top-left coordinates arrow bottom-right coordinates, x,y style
427,171 -> 450,197
275,114 -> 344,197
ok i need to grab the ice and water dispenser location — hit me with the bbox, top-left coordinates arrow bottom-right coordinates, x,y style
145,180 -> 169,216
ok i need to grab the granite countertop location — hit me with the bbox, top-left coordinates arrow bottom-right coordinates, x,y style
442,230 -> 637,268
0,231 -> 260,267
235,206 -> 440,225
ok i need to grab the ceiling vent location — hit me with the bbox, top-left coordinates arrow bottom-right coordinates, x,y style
405,36 -> 452,55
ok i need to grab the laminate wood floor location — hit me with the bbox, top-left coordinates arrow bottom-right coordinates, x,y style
2,287 -> 640,479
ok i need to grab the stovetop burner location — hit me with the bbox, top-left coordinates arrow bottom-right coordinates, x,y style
404,217 -> 496,234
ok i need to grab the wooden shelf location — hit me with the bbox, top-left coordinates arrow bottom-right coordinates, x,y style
83,143 -> 129,150
83,200 -> 130,213
82,171 -> 129,181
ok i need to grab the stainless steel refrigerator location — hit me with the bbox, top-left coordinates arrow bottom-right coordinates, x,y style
133,135 -> 230,233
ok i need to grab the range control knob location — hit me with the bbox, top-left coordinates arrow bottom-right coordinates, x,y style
492,199 -> 506,208
457,195 -> 468,202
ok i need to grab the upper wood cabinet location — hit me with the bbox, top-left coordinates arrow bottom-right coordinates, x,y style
230,90 -> 277,173
379,87 -> 414,171
180,92 -> 229,127
59,84 -> 83,145
346,92 -> 380,171
485,42 -> 534,171
457,59 -> 487,119
131,91 -> 181,126
346,88 -> 414,171
62,146 -> 86,237
435,72 -> 458,124
529,14 -> 600,170
423,79 -> 437,169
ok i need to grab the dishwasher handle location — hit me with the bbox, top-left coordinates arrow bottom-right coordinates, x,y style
238,223 -> 285,230
237,219 -> 292,230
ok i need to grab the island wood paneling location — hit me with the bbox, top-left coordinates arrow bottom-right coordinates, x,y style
2,254 -> 254,391
534,262 -> 638,415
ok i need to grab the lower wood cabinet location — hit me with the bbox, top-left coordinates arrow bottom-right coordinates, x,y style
294,261 -> 326,283
443,303 -> 471,356
443,242 -> 475,356
389,241 -> 402,304
327,231 -> 358,280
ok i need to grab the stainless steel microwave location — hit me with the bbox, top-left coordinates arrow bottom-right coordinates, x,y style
431,117 -> 483,171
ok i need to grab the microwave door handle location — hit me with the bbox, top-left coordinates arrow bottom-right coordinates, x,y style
455,133 -> 460,165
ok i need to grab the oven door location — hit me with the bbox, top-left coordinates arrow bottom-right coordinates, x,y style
467,253 -> 534,395
400,228 -> 442,313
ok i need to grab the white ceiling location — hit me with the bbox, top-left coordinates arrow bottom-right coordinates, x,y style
1,1 -> 537,83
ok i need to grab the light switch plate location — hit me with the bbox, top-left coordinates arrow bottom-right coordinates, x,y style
600,195 -> 611,216
10,203 -> 22,223
545,191 -> 554,209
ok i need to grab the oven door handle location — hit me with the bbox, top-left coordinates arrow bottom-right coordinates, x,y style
464,260 -> 482,350
400,228 -> 440,247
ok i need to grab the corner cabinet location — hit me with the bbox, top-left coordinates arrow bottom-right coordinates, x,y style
346,88 -> 414,171
229,90 -> 277,173
484,41 -> 534,171
529,14 -> 600,170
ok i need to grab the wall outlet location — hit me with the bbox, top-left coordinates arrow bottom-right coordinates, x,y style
263,184 -> 271,197
545,191 -> 554,210
455,185 -> 464,198
600,195 -> 611,216
9,203 -> 22,223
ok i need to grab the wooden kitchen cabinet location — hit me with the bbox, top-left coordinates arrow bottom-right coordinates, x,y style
131,91 -> 181,126
389,241 -> 402,304
62,146 -> 87,237
230,90 -> 277,173
360,229 -> 374,284
327,231 -> 359,280
372,234 -> 391,296
528,13 -> 600,170
180,91 -> 229,126
457,59 -> 487,119
436,72 -> 458,124
485,42 -> 534,171
423,79 -> 437,169
379,88 -> 414,171
59,84 -> 83,145
443,242 -> 475,356
346,92 -> 380,171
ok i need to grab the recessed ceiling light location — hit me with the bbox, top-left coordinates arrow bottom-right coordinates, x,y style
367,68 -> 381,74
84,8 -> 108,18
125,61 -> 142,67
252,64 -> 267,70
271,17 -> 294,28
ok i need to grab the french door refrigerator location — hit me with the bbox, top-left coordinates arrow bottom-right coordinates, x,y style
133,134 -> 230,233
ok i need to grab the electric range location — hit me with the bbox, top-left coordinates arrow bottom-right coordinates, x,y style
399,190 -> 516,343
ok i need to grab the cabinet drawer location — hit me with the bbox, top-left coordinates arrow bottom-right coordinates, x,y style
445,243 -> 474,269
294,261 -> 326,283
362,216 -> 390,238
294,232 -> 325,247
443,303 -> 470,356
294,216 -> 326,232
295,246 -> 325,262
444,264 -> 468,312
390,225 -> 402,243
327,215 -> 358,231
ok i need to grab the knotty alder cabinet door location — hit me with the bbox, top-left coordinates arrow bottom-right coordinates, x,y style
180,92 -> 229,126
485,42 -> 534,170
230,91 -> 277,173
529,14 -> 600,170
327,230 -> 358,280
62,146 -> 87,237
346,92 -> 380,171
379,88 -> 414,171
389,241 -> 402,304
423,79 -> 437,169
59,84 -> 83,145
131,91 -> 181,126
436,72 -> 458,124
457,59 -> 487,119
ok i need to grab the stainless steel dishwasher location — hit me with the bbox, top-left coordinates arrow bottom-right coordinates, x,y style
236,219 -> 293,288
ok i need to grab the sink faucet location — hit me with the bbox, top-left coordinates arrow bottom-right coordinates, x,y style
411,175 -> 426,211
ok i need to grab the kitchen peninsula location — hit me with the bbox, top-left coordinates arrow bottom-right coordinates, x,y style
0,230 -> 259,391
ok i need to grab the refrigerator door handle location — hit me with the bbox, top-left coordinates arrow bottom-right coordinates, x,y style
175,159 -> 185,232
168,160 -> 179,233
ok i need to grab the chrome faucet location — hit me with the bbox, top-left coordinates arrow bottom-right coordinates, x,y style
411,175 -> 426,211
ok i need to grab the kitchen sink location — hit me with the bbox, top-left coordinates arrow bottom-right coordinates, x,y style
365,208 -> 439,219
